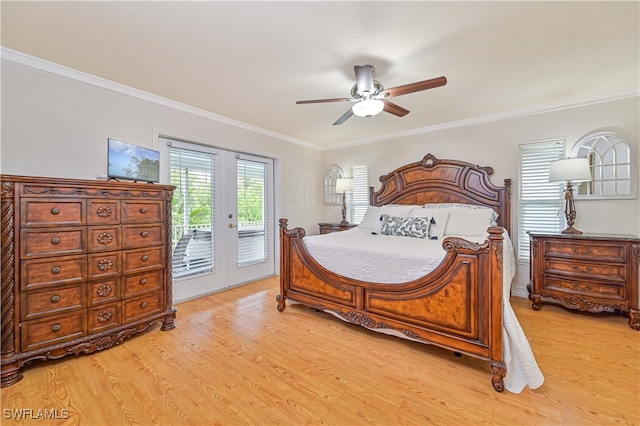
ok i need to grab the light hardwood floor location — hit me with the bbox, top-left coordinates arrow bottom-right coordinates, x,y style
1,276 -> 639,425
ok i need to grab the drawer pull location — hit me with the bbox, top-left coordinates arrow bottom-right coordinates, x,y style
573,247 -> 592,255
142,255 -> 149,261
51,295 -> 61,303
51,207 -> 60,215
51,324 -> 61,332
140,208 -> 148,213
96,206 -> 113,218
140,278 -> 148,285
97,283 -> 113,297
141,231 -> 149,237
572,265 -> 593,273
97,232 -> 113,245
140,302 -> 148,308
52,266 -> 61,274
51,237 -> 61,245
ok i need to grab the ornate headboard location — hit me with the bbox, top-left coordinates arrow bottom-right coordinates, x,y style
369,154 -> 512,234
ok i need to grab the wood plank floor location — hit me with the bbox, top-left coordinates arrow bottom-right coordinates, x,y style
1,276 -> 639,425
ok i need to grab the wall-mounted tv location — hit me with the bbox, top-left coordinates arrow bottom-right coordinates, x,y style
107,138 -> 160,183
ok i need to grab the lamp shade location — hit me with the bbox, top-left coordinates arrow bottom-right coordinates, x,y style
548,158 -> 592,183
335,178 -> 353,192
352,99 -> 384,117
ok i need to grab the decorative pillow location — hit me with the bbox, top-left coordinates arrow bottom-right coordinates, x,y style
422,203 -> 498,226
379,214 -> 431,239
370,205 -> 419,234
359,205 -> 382,229
410,208 -> 450,239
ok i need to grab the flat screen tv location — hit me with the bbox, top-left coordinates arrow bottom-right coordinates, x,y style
107,138 -> 160,183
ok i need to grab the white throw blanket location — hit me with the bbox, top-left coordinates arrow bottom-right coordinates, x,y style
304,227 -> 544,393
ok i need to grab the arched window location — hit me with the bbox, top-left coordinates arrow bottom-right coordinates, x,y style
570,132 -> 635,199
324,166 -> 344,204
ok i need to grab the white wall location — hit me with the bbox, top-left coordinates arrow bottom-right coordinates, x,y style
321,96 -> 640,297
1,58 -> 323,236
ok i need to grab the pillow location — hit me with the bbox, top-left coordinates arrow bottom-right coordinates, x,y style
422,203 -> 498,226
410,208 -> 450,240
379,214 -> 431,239
359,205 -> 382,229
370,204 -> 419,234
443,207 -> 495,236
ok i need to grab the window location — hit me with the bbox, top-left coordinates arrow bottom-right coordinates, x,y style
518,140 -> 565,261
169,144 -> 215,278
347,164 -> 369,224
324,166 -> 344,205
570,132 -> 635,199
236,157 -> 269,267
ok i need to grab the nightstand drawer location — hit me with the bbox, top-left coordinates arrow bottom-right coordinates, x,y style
544,241 -> 626,262
543,276 -> 626,300
545,259 -> 626,282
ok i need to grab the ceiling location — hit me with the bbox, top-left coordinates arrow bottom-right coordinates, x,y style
2,1 -> 638,149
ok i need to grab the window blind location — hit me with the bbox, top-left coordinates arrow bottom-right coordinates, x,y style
169,145 -> 215,278
237,158 -> 269,267
348,164 -> 369,224
518,140 -> 565,261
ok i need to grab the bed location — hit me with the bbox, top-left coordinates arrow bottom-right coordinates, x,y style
277,154 -> 543,393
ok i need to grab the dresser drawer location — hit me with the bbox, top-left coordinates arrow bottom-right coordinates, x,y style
542,276 -> 626,300
21,311 -> 87,351
88,252 -> 122,280
88,302 -> 121,333
543,240 -> 626,262
122,200 -> 164,224
123,246 -> 164,273
122,291 -> 163,323
87,279 -> 120,306
122,224 -> 164,249
20,199 -> 85,227
545,259 -> 626,282
20,227 -> 86,258
123,270 -> 163,297
87,226 -> 122,252
87,200 -> 121,225
21,285 -> 86,321
21,255 -> 87,291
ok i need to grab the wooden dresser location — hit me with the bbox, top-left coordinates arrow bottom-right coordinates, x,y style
527,232 -> 639,330
1,175 -> 177,387
318,223 -> 357,234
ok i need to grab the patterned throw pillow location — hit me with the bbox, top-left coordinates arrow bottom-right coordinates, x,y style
379,214 -> 431,239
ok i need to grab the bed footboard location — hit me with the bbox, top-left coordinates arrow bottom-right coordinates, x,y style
277,218 -> 507,392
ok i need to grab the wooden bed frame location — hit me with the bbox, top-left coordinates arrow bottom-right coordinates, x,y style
277,154 -> 512,392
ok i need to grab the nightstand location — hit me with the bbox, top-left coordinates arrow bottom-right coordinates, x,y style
527,232 -> 640,330
318,223 -> 357,234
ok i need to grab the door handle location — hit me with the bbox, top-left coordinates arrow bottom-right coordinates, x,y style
228,223 -> 235,228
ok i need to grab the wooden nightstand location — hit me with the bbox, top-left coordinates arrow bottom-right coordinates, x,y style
527,232 -> 640,330
318,223 -> 357,234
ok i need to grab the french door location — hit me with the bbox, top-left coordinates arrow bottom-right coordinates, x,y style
161,138 -> 275,302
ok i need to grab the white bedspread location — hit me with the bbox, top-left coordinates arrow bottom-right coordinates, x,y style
304,227 -> 544,393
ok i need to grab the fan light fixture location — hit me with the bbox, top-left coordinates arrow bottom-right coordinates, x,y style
352,99 -> 384,118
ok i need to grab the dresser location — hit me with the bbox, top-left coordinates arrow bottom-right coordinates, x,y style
318,223 -> 357,234
527,232 -> 639,330
1,175 -> 177,387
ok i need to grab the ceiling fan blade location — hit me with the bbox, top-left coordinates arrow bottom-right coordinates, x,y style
354,65 -> 375,96
333,108 -> 354,125
381,76 -> 447,98
382,100 -> 410,117
296,97 -> 352,104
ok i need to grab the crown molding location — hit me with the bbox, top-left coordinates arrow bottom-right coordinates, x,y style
1,47 -> 321,151
322,89 -> 640,151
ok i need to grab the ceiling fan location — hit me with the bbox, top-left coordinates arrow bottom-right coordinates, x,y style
296,65 -> 447,125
